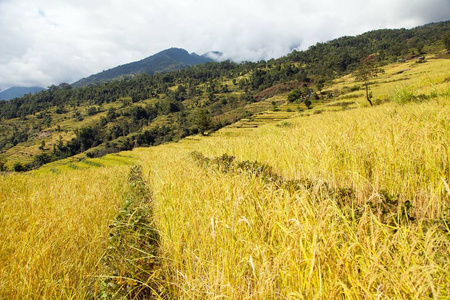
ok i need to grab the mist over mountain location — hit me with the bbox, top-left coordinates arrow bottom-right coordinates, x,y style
72,48 -> 215,87
202,51 -> 224,61
0,86 -> 45,101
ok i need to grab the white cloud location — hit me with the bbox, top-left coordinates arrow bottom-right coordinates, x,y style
0,0 -> 449,90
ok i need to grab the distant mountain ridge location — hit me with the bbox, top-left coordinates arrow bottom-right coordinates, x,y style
0,86 -> 45,101
72,48 -> 214,87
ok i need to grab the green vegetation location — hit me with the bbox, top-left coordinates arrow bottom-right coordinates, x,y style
1,21 -> 449,170
96,165 -> 164,298
444,32 -> 450,51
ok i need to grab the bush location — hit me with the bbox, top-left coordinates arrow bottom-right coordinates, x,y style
391,86 -> 430,104
0,159 -> 6,171
32,153 -> 52,168
287,89 -> 301,102
305,99 -> 312,109
13,162 -> 26,172
87,107 -> 99,116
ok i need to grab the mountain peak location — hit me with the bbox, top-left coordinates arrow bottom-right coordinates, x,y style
159,47 -> 189,55
73,48 -> 214,87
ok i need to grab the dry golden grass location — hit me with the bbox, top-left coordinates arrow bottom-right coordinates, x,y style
123,58 -> 450,298
0,166 -> 129,298
128,95 -> 450,298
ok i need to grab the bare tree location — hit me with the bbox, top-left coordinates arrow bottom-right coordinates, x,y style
355,54 -> 384,106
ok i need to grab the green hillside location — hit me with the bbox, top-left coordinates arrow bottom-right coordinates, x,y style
0,21 -> 449,172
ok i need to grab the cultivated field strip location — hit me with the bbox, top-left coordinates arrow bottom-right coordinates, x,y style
0,167 -> 129,298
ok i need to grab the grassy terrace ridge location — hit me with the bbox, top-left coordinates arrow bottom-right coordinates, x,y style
1,57 -> 450,298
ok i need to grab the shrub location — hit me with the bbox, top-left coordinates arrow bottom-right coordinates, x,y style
0,159 -> 6,171
87,106 -> 99,116
287,89 -> 301,102
390,86 -> 430,104
13,162 -> 26,172
305,99 -> 312,108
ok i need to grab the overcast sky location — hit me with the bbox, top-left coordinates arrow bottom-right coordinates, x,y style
0,0 -> 449,91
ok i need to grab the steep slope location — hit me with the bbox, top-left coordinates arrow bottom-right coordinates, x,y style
3,57 -> 450,298
72,48 -> 213,87
0,86 -> 45,100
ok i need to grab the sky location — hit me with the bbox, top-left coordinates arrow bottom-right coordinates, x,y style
0,0 -> 449,91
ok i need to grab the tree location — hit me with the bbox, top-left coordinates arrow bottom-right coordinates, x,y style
32,153 -> 52,168
315,78 -> 325,92
287,89 -> 302,102
443,33 -> 450,52
106,107 -> 117,122
288,87 -> 311,103
355,54 -> 384,106
194,109 -> 212,136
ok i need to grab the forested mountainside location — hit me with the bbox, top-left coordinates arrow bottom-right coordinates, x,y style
0,20 -> 449,171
